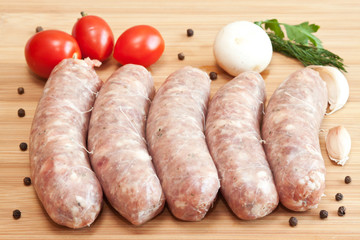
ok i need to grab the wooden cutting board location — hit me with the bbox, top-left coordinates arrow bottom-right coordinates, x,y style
0,0 -> 359,239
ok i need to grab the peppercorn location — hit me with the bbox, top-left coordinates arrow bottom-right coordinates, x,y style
187,28 -> 194,37
209,72 -> 218,80
23,177 -> 31,186
19,142 -> 28,151
17,87 -> 24,95
319,210 -> 328,219
18,108 -> 25,117
335,193 -> 343,201
338,206 -> 346,216
13,209 -> 21,219
289,216 -> 298,227
36,26 -> 43,33
345,176 -> 352,184
178,52 -> 185,60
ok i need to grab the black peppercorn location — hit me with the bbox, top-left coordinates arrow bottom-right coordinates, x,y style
18,108 -> 25,117
209,72 -> 218,80
178,52 -> 185,60
13,209 -> 21,219
289,216 -> 298,227
320,210 -> 328,219
187,28 -> 194,37
345,176 -> 352,184
17,87 -> 25,95
338,206 -> 346,216
23,177 -> 31,186
335,193 -> 343,201
36,26 -> 43,33
19,142 -> 28,151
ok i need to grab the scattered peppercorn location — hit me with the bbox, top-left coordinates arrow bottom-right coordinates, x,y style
178,52 -> 185,60
335,193 -> 343,201
23,177 -> 31,186
17,87 -> 24,95
13,209 -> 21,219
338,206 -> 346,216
36,26 -> 43,33
345,176 -> 352,184
289,216 -> 298,227
319,210 -> 328,219
209,72 -> 218,80
187,28 -> 194,37
19,142 -> 28,151
18,108 -> 25,117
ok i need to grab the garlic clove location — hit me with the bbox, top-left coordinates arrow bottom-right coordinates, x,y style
325,125 -> 351,166
307,65 -> 349,115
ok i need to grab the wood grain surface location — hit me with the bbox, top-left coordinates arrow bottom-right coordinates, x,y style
0,0 -> 359,239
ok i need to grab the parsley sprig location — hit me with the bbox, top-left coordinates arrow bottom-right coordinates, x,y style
255,19 -> 346,72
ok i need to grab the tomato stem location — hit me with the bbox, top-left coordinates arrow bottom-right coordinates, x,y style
80,11 -> 88,17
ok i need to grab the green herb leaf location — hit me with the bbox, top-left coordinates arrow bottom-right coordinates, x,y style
283,22 -> 322,47
254,21 -> 262,27
255,19 -> 346,72
268,33 -> 346,72
264,19 -> 285,39
256,19 -> 321,47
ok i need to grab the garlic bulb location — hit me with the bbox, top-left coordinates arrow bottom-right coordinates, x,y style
325,126 -> 351,166
307,65 -> 349,115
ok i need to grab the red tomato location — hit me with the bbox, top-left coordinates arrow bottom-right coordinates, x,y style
25,30 -> 81,78
72,14 -> 114,62
113,25 -> 165,67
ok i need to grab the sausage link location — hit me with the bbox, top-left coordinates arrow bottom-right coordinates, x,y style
146,66 -> 220,221
88,64 -> 165,225
29,58 -> 103,228
262,68 -> 328,211
206,72 -> 279,219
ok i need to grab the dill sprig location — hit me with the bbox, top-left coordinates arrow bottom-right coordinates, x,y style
255,19 -> 347,72
269,33 -> 346,72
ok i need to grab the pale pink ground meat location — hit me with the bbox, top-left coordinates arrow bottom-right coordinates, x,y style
88,64 -> 165,225
262,68 -> 328,211
146,66 -> 220,221
206,71 -> 279,220
30,58 -> 103,228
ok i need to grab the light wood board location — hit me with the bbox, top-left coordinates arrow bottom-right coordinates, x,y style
0,0 -> 359,239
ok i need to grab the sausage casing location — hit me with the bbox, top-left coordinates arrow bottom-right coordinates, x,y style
262,68 -> 328,211
206,72 -> 278,220
88,64 -> 165,225
30,58 -> 103,228
146,66 -> 220,221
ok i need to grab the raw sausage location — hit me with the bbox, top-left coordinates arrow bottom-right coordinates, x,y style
206,71 -> 279,220
262,68 -> 328,211
29,58 -> 103,228
88,64 -> 165,225
146,66 -> 220,221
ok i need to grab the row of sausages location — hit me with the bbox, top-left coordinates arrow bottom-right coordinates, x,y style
29,58 -> 327,228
